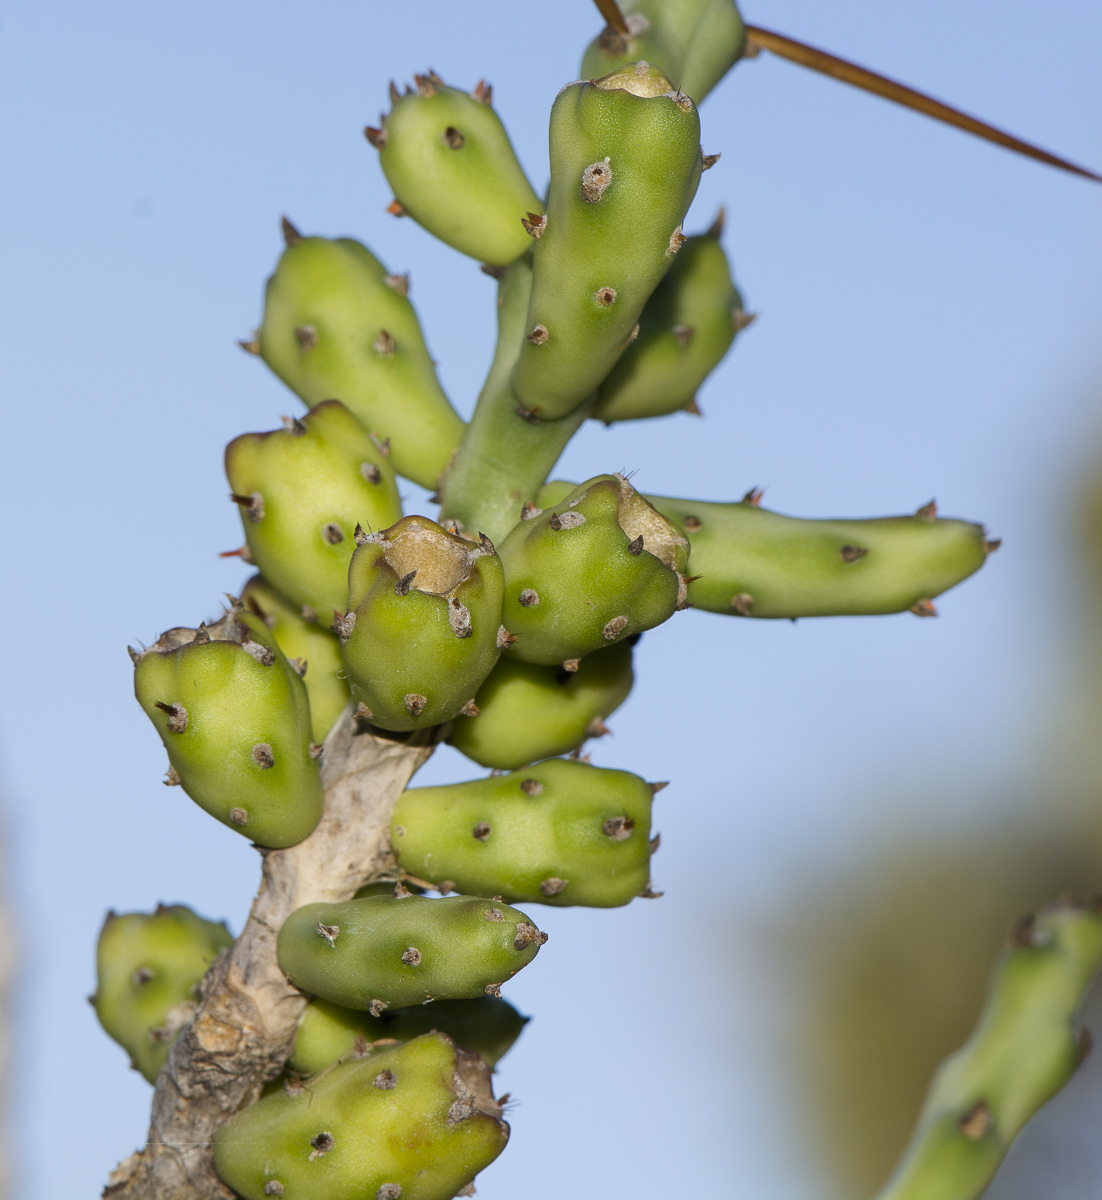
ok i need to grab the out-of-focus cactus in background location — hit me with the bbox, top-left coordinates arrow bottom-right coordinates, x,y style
766,463 -> 1102,1198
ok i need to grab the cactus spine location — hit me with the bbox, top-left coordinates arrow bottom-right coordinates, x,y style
99,4 -> 1099,1198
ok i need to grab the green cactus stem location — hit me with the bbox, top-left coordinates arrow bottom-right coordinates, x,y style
499,474 -> 688,665
253,228 -> 464,489
510,63 -> 703,420
874,899 -> 1102,1200
240,575 -> 350,743
581,0 -> 747,105
369,72 -> 542,267
448,641 -> 635,769
93,906 -> 234,1084
392,757 -> 657,907
276,892 -> 546,1011
225,400 -> 401,622
592,215 -> 750,421
213,1032 -> 508,1200
290,994 -> 528,1075
646,493 -> 994,618
438,252 -> 594,544
132,607 -> 323,847
338,515 -> 505,730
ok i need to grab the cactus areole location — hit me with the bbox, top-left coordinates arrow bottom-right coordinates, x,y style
98,5 -> 1102,1199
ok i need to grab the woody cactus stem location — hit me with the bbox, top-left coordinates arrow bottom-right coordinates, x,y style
104,709 -> 436,1200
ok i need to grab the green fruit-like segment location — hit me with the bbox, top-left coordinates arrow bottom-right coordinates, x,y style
375,75 -> 542,267
646,494 -> 991,617
392,758 -> 655,907
593,230 -> 745,421
449,642 -> 634,769
214,1032 -> 508,1200
276,894 -> 545,1010
93,906 -> 233,1083
241,575 -> 350,744
225,401 -> 401,621
499,475 -> 688,665
339,516 -> 505,731
876,900 -> 1102,1200
256,235 -> 464,489
580,0 -> 747,104
290,995 -> 528,1075
511,64 -> 703,420
133,610 -> 323,847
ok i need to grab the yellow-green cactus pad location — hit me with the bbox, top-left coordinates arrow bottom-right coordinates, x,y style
255,233 -> 464,489
93,905 -> 233,1083
276,892 -> 546,1011
338,516 -> 505,731
225,400 -> 401,621
647,493 -> 993,618
240,575 -> 350,744
499,475 -> 688,665
214,1032 -> 508,1200
511,64 -> 702,420
448,641 -> 634,769
371,73 -> 542,267
290,995 -> 528,1075
392,757 -> 656,908
133,608 -> 323,847
593,226 -> 746,421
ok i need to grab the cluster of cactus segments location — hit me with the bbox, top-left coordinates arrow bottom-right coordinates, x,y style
101,1 -> 1102,1196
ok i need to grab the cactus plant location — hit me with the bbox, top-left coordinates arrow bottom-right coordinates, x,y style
97,4 -> 1102,1199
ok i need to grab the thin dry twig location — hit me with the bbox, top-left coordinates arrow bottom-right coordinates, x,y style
744,24 -> 1102,183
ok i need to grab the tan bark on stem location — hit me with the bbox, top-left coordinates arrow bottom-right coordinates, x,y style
103,704 -> 437,1199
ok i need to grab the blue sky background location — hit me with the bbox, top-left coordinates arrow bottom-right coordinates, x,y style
1,1 -> 1101,1196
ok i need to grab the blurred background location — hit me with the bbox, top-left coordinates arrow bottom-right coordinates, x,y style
1,1 -> 1101,1196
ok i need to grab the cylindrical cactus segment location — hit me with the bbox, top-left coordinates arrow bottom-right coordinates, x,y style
499,474 -> 688,665
647,494 -> 993,617
875,899 -> 1102,1200
213,1032 -> 508,1200
133,607 -> 323,847
372,73 -> 543,267
225,401 -> 401,624
93,905 -> 233,1084
240,575 -> 350,744
449,641 -> 634,769
593,225 -> 747,421
255,233 -> 464,489
580,0 -> 747,105
276,893 -> 546,1010
290,995 -> 529,1075
339,516 -> 505,731
510,64 -> 703,420
438,252 -> 595,544
392,758 -> 656,908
